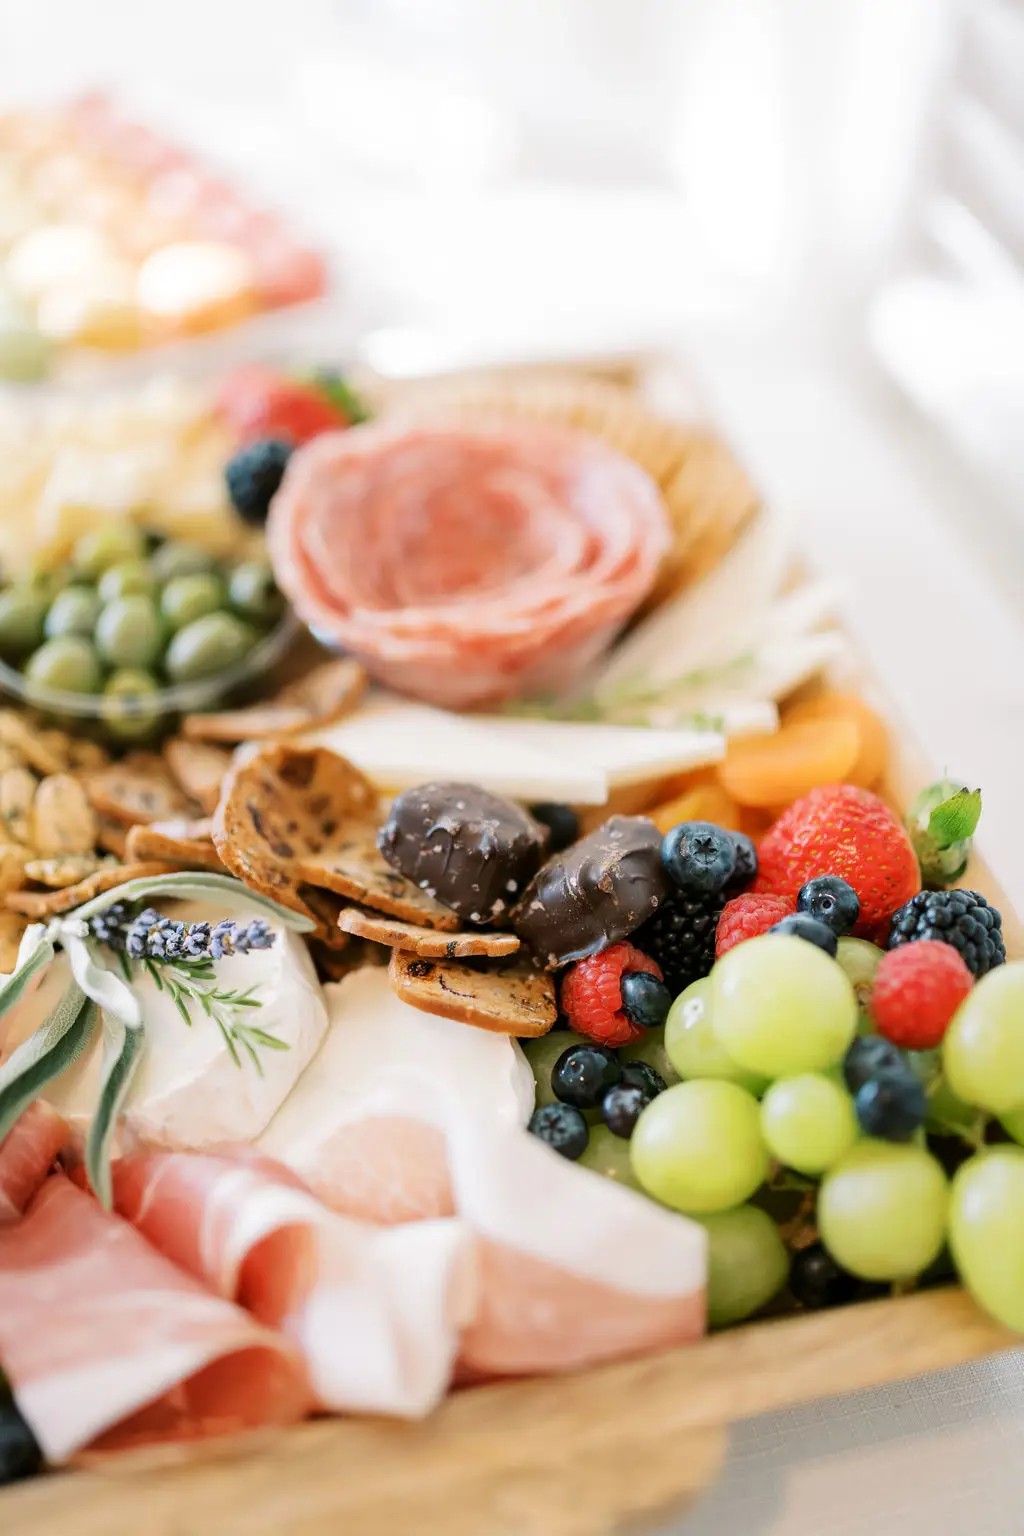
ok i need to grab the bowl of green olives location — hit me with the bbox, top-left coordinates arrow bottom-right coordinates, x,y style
0,522 -> 299,742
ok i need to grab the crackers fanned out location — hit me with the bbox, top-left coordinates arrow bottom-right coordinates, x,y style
212,742 -> 461,937
162,738 -> 233,815
338,906 -> 520,959
181,657 -> 366,744
83,752 -> 197,827
125,818 -> 224,870
388,950 -> 556,1036
5,861 -> 178,918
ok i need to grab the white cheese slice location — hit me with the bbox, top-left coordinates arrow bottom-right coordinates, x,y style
1,901 -> 328,1154
308,698 -> 609,804
258,965 -> 535,1181
470,716 -> 726,788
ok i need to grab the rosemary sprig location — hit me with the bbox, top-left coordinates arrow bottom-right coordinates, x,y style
139,954 -> 287,1076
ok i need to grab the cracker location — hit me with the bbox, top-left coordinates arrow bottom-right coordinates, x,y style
338,905 -> 520,958
212,742 -> 460,936
388,949 -> 556,1036
181,658 -> 367,744
34,727 -> 109,774
0,710 -> 65,775
0,766 -> 36,848
163,738 -> 233,815
5,861 -> 175,918
95,812 -> 128,858
83,752 -> 196,827
0,844 -> 29,895
31,773 -> 97,857
0,910 -> 28,972
126,818 -> 224,870
24,853 -> 111,888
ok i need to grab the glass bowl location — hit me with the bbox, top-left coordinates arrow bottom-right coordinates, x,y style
0,610 -> 303,745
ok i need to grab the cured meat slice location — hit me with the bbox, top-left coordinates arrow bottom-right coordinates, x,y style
267,421 -> 670,708
449,1121 -> 706,1376
0,1102 -> 69,1222
110,1148 -> 473,1418
0,1178 -> 308,1463
257,966 -> 534,1224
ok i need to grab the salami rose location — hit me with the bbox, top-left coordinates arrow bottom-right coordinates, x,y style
267,420 -> 670,709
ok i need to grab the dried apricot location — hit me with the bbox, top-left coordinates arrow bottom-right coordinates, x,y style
650,782 -> 741,834
783,691 -> 888,789
718,718 -> 861,808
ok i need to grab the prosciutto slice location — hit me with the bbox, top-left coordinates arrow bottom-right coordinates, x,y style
110,1148 -> 473,1418
267,421 -> 670,708
0,1178 -> 308,1463
0,1102 -> 69,1223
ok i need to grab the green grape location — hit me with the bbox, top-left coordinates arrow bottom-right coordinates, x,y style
619,1024 -> 680,1087
999,1107 -> 1024,1144
630,1079 -> 769,1214
949,1149 -> 1024,1330
664,978 -> 768,1093
818,1140 -> 948,1281
943,964 -> 1024,1113
927,1076 -> 982,1138
520,1030 -> 586,1107
578,1123 -> 642,1191
711,934 -> 858,1078
836,937 -> 884,1008
760,1073 -> 858,1176
696,1205 -> 789,1327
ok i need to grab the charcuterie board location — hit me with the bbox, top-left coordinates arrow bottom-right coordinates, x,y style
1,352 -> 1022,1536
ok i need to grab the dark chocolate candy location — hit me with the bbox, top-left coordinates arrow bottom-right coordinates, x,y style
511,814 -> 670,969
377,782 -> 547,924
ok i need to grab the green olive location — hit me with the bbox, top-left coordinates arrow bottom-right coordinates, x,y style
227,562 -> 284,626
43,585 -> 102,641
95,595 -> 164,670
98,559 -> 156,604
74,522 -> 147,580
165,611 -> 252,684
0,586 -> 49,660
160,573 -> 226,632
150,540 -> 216,582
23,635 -> 103,694
101,668 -> 163,742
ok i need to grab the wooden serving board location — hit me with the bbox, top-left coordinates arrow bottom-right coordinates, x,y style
4,356 -> 1022,1536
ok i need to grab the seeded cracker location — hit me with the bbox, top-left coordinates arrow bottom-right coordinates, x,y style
0,767 -> 36,847
388,949 -> 556,1036
83,752 -> 196,827
125,818 -> 224,870
0,711 -> 66,775
24,854 -> 111,888
0,911 -> 28,971
30,774 -> 97,857
163,738 -> 233,815
338,905 -> 520,958
5,861 -> 177,918
181,657 -> 367,744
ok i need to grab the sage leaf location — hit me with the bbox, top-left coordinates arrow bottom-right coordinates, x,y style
85,1008 -> 145,1210
70,872 -> 316,933
0,933 -> 55,1033
0,984 -> 94,1143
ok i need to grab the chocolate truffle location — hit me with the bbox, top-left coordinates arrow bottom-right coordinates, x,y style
377,781 -> 547,924
511,814 -> 670,969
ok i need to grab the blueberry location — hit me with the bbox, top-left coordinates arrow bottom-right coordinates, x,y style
0,1394 -> 42,1485
727,831 -> 758,891
789,1243 -> 861,1310
768,913 -> 839,956
551,1043 -> 620,1110
620,971 -> 671,1030
601,1083 -> 650,1138
619,1060 -> 667,1099
843,1035 -> 905,1093
854,1069 -> 926,1141
528,1102 -> 589,1159
661,821 -> 737,894
529,802 -> 580,853
224,438 -> 293,526
797,876 -> 860,936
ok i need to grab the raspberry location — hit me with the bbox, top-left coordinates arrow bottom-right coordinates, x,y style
870,941 -> 974,1049
755,784 -> 920,936
560,942 -> 662,1048
716,893 -> 795,958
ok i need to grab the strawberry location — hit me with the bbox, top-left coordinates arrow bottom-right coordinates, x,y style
560,942 -> 662,1048
870,940 -> 973,1049
755,784 -> 920,937
215,364 -> 363,447
716,892 -> 795,958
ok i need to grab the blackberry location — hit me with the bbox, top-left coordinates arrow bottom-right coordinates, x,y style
635,889 -> 723,995
888,889 -> 1005,977
224,437 -> 293,526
